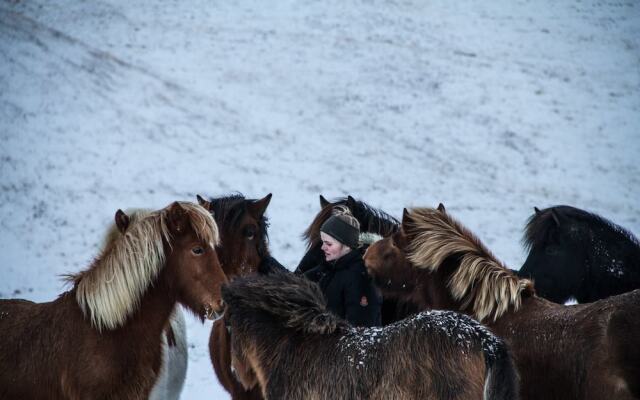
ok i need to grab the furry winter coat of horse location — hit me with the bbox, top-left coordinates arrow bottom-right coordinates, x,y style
222,272 -> 520,400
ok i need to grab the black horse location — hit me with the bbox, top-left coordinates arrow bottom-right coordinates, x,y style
519,205 -> 640,303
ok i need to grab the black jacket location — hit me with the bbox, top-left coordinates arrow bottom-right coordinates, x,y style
304,249 -> 382,327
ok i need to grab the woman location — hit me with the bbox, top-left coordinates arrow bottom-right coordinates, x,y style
304,207 -> 382,327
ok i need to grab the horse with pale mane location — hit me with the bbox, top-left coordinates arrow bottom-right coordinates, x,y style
364,205 -> 640,400
0,201 -> 226,400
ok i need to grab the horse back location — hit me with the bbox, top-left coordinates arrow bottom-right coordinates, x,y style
0,297 -> 71,399
493,292 -> 640,400
0,293 -> 161,399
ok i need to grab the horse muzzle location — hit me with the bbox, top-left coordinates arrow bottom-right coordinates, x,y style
204,302 -> 225,321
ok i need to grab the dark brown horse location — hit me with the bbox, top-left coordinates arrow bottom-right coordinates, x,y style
364,205 -> 640,400
222,272 -> 520,400
0,202 -> 226,400
197,193 -> 282,400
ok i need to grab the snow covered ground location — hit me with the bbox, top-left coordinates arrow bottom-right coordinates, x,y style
1,0 -> 638,398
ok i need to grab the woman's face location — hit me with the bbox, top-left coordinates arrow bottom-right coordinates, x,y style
320,232 -> 350,262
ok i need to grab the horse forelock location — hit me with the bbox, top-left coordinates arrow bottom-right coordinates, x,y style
70,202 -> 219,331
406,207 -> 533,322
211,193 -> 270,256
225,273 -> 346,335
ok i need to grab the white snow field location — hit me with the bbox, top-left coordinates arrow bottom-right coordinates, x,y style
1,0 -> 638,398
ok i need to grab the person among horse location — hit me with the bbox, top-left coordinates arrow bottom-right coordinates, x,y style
304,206 -> 382,327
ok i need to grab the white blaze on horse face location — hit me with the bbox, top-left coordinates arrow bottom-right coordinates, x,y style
320,232 -> 351,262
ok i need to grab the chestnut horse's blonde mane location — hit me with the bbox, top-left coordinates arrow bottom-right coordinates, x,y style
405,207 -> 533,322
67,202 -> 219,331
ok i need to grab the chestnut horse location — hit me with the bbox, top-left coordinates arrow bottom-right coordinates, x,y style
0,202 -> 226,400
111,209 -> 189,400
364,205 -> 640,400
222,272 -> 520,400
197,193 -> 283,400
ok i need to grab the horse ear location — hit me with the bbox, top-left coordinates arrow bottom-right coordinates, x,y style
247,193 -> 272,219
166,202 -> 188,234
534,206 -> 541,215
319,195 -> 330,209
437,203 -> 446,213
551,209 -> 561,227
197,194 -> 213,211
401,208 -> 411,228
115,209 -> 130,234
346,195 -> 356,209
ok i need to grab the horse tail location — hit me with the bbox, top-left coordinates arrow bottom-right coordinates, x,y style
483,341 -> 520,400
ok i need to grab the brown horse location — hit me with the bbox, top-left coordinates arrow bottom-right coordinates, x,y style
197,193 -> 279,400
222,272 -> 520,400
363,205 -> 640,400
111,209 -> 189,400
0,201 -> 226,400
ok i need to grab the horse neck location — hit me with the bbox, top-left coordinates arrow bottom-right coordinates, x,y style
121,271 -> 175,339
415,268 -> 460,311
487,294 -> 558,334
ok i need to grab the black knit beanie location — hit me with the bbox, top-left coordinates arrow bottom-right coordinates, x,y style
320,215 -> 360,249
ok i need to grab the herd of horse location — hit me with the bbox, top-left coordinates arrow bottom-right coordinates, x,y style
0,194 -> 638,399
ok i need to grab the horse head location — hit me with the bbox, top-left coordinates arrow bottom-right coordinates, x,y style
162,202 -> 226,321
198,193 -> 272,278
520,206 -> 589,303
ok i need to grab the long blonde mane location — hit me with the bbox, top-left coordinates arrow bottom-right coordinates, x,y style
68,202 -> 219,331
405,207 -> 533,322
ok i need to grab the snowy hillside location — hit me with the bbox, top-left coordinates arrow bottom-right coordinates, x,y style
1,0 -> 638,398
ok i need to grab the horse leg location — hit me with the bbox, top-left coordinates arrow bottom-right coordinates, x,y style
210,320 -> 258,399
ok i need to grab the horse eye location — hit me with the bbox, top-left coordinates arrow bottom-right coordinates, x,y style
192,246 -> 205,255
545,246 -> 559,256
244,226 -> 256,240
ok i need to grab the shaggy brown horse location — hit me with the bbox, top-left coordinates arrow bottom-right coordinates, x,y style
197,193 -> 282,400
0,202 -> 226,400
222,272 -> 520,400
364,205 -> 640,400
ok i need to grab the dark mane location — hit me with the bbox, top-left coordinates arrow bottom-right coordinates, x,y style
302,196 -> 399,249
223,272 -> 348,335
209,193 -> 270,257
523,205 -> 640,251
